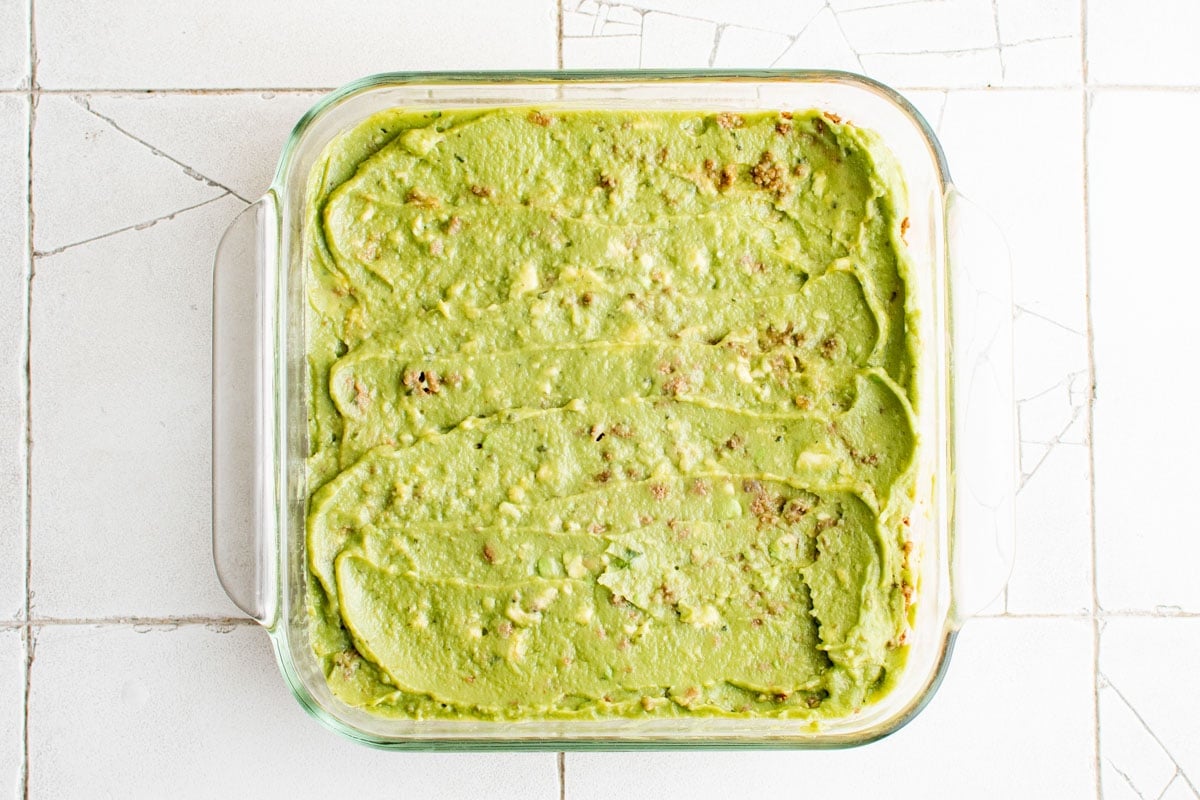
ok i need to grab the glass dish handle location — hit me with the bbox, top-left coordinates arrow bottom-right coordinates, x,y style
945,188 -> 1016,625
212,195 -> 279,626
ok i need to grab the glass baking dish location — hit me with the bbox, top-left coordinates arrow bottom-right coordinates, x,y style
212,70 -> 1015,749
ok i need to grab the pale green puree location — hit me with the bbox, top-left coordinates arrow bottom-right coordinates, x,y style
303,107 -> 919,721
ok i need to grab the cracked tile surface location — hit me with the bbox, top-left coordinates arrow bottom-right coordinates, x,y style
1100,619 -> 1200,799
6,0 -> 1199,796
937,89 -> 1089,615
32,95 -> 227,254
563,0 -> 1081,85
81,92 -> 327,201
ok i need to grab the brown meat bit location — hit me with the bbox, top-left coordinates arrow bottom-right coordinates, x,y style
662,375 -> 689,396
749,492 -> 775,520
463,675 -> 476,684
715,112 -> 744,130
404,188 -> 440,207
528,110 -> 553,127
497,621 -> 513,638
610,593 -> 628,607
638,514 -> 653,526
760,322 -> 797,349
742,479 -> 763,495
649,483 -> 669,501
353,378 -> 371,412
580,291 -> 594,306
813,117 -> 827,135
444,372 -> 463,388
691,479 -> 710,497
750,618 -> 764,628
469,184 -> 494,198
820,336 -> 840,358
903,540 -> 914,554
601,450 -> 614,462
783,499 -> 811,523
703,157 -> 716,175
425,371 -> 442,394
805,695 -> 822,709
447,216 -> 463,235
588,522 -> 607,535
794,395 -> 811,410
725,434 -> 745,451
780,111 -> 793,120
429,238 -> 444,256
718,163 -> 737,191
611,423 -> 634,439
751,152 -> 788,198
823,111 -> 843,124
775,121 -> 792,136
657,581 -> 678,604
594,470 -> 612,484
482,543 -> 498,564
817,516 -> 840,531
793,162 -> 811,180
616,638 -> 631,651
598,173 -> 617,190
900,216 -> 911,243
901,582 -> 914,603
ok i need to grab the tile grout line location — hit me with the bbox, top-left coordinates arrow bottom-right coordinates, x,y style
22,0 -> 36,794
558,752 -> 566,800
1079,1 -> 1103,798
556,0 -> 564,69
7,617 -> 258,628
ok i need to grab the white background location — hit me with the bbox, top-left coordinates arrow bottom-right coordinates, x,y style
1,0 -> 1197,797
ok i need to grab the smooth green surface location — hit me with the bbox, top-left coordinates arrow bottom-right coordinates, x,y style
304,107 -> 918,721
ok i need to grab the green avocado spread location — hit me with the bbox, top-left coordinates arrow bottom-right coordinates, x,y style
303,107 -> 919,721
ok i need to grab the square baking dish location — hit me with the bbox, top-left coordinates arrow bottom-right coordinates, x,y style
212,70 -> 1015,749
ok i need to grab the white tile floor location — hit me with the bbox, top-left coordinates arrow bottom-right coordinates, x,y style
2,0 -> 1197,797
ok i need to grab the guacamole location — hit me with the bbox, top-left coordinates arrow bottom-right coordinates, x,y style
303,107 -> 918,721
